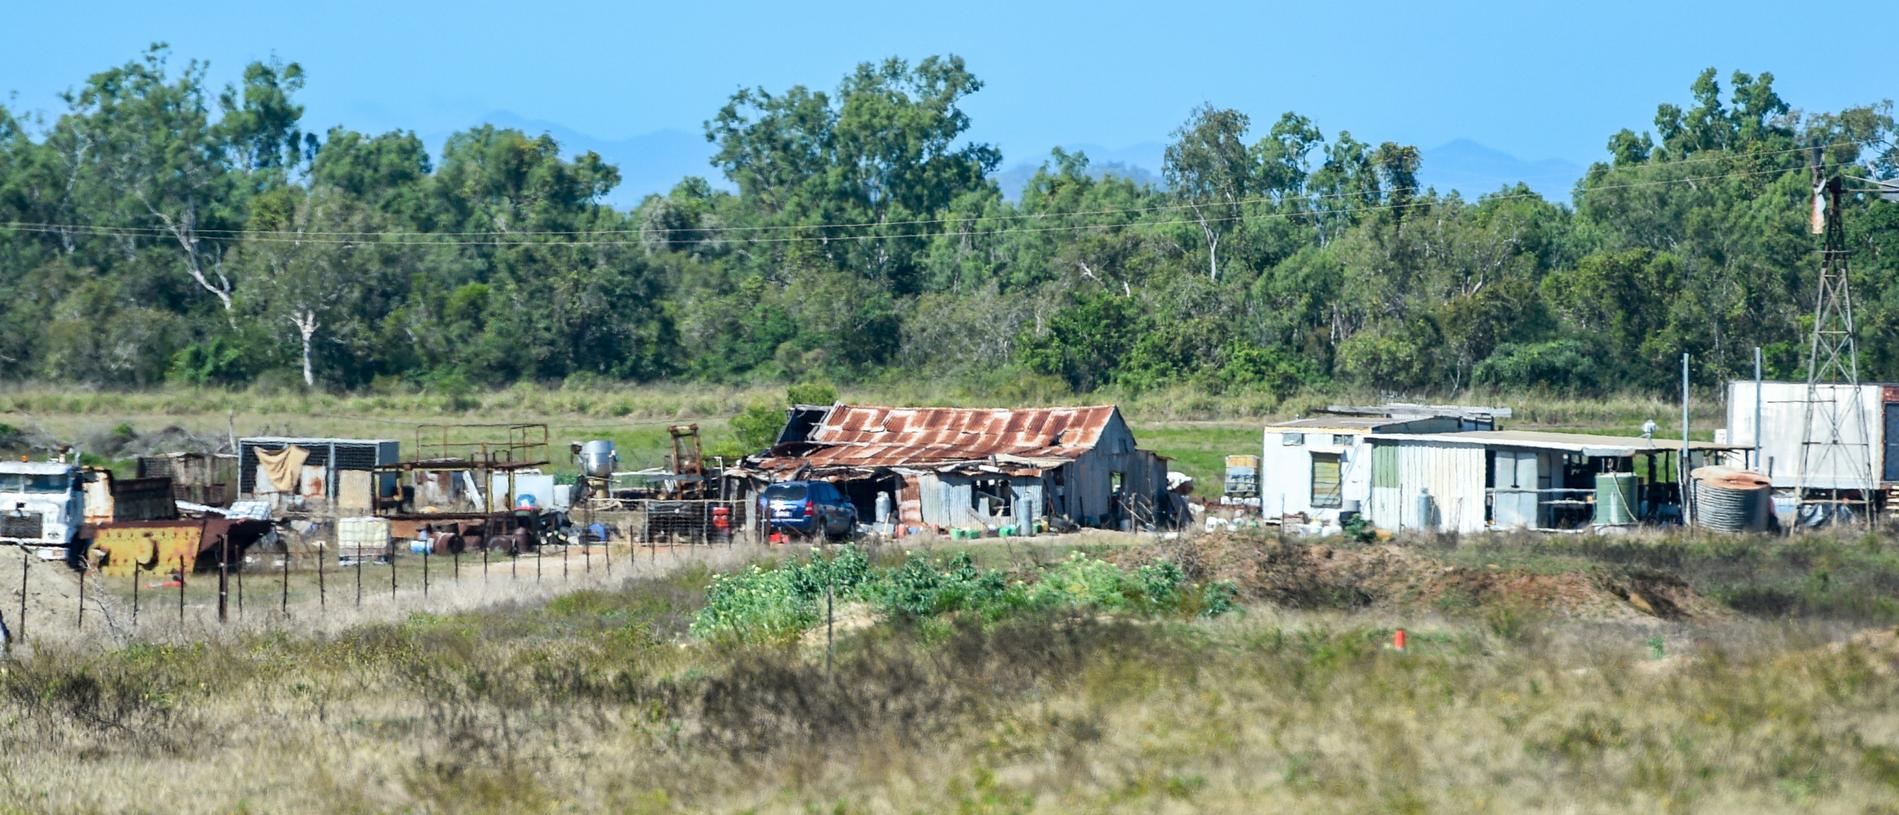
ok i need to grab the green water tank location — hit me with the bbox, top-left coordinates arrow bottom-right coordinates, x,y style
1592,473 -> 1639,525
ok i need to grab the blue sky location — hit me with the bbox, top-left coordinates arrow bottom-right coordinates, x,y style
3,0 -> 1891,199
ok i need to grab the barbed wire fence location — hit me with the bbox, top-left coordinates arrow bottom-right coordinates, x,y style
4,499 -> 763,645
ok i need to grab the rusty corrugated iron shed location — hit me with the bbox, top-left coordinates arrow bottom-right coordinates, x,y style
751,405 -> 1120,473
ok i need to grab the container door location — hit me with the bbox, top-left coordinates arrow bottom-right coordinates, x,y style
1369,445 -> 1400,528
1884,402 -> 1899,482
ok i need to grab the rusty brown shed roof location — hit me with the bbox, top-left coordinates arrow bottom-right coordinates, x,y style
752,405 -> 1123,472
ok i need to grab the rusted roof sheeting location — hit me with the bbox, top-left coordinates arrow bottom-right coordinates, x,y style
754,405 -> 1118,471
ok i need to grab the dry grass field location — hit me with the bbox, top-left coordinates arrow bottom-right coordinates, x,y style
0,386 -> 1790,812
2,528 -> 1898,813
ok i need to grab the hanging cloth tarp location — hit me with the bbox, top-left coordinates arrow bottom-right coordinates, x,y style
254,445 -> 310,493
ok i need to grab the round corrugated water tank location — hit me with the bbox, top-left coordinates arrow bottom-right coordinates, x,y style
1691,466 -> 1772,532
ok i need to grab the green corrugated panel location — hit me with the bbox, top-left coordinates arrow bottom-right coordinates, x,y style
1372,444 -> 1399,488
1592,473 -> 1639,525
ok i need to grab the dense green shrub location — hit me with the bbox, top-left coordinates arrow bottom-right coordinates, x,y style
690,547 -> 1237,645
689,564 -> 815,645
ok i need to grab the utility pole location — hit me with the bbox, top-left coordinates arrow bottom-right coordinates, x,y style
1753,347 -> 1763,472
1794,148 -> 1877,524
1680,353 -> 1692,527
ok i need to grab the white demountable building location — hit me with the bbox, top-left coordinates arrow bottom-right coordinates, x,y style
1259,407 -> 1499,524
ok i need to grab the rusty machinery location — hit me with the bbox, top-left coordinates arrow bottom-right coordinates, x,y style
82,517 -> 273,576
667,424 -> 713,499
372,423 -> 558,553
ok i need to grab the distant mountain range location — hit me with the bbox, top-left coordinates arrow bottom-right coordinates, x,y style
432,113 -> 1587,208
1417,139 -> 1586,201
990,141 -> 1168,199
424,111 -> 721,208
989,138 -> 1587,202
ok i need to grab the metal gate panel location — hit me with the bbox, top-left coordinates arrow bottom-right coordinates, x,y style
1491,450 -> 1538,529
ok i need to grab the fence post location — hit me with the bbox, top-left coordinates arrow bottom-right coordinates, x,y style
131,563 -> 140,628
280,547 -> 290,618
423,543 -> 430,597
77,567 -> 85,631
218,533 -> 229,624
177,563 -> 186,628
237,554 -> 245,616
17,546 -> 26,643
389,540 -> 397,600
355,545 -> 363,607
317,540 -> 326,609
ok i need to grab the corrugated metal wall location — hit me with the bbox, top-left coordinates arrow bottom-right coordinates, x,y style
914,472 -> 1045,528
1367,441 -> 1486,533
1058,411 -> 1168,527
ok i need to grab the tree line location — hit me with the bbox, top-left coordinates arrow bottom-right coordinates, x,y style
0,45 -> 1895,398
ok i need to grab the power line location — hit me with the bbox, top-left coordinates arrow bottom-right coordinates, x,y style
188,137 -> 1899,237
0,155 -> 1851,248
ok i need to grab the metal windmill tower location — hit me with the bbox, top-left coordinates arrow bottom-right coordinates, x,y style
1794,152 -> 1877,519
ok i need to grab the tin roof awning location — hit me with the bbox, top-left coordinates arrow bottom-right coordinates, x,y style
1323,402 -> 1513,420
1368,430 -> 1746,457
1269,416 -> 1413,432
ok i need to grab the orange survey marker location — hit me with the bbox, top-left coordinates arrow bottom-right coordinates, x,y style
1392,628 -> 1407,651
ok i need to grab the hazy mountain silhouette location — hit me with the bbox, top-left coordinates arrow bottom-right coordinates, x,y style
1417,139 -> 1585,201
427,116 -> 1584,209
994,139 -> 1583,202
427,111 -> 722,207
993,142 -> 1168,199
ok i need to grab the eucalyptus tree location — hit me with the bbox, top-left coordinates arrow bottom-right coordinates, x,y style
1163,104 -> 1253,281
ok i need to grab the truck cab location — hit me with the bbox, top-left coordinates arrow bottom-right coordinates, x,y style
0,460 -> 85,549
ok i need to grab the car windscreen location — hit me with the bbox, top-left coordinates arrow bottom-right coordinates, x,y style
0,472 -> 73,493
763,484 -> 808,501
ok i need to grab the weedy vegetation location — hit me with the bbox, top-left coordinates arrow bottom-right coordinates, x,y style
2,530 -> 1899,812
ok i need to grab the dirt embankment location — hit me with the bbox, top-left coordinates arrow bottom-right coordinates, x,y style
1128,533 -> 1726,624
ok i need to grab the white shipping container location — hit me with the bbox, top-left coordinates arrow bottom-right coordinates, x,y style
1727,381 -> 1886,489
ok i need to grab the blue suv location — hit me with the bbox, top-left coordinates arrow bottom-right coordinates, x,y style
761,481 -> 857,540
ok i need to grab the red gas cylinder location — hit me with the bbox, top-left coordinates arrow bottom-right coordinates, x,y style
711,506 -> 731,531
